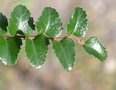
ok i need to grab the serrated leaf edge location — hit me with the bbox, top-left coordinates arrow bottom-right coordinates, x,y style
66,7 -> 88,37
25,36 -> 49,69
36,7 -> 63,37
0,38 -> 22,66
83,37 -> 107,61
52,38 -> 76,71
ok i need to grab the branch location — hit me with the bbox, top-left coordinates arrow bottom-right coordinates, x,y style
0,34 -> 85,45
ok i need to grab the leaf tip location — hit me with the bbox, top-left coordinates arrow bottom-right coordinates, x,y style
32,64 -> 43,69
67,6 -> 88,38
66,66 -> 73,71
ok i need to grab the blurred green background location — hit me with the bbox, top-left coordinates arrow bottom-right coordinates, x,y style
0,0 -> 116,90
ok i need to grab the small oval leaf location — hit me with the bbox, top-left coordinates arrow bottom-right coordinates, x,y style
36,7 -> 62,37
0,37 -> 22,65
67,7 -> 88,37
8,5 -> 33,36
83,37 -> 107,61
25,35 -> 49,69
52,38 -> 76,71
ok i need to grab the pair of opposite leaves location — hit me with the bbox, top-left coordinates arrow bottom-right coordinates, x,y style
0,5 -> 107,71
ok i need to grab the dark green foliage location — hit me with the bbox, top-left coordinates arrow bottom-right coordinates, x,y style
0,13 -> 8,31
0,5 -> 107,71
8,5 -> 33,36
28,17 -> 35,30
83,37 -> 107,61
36,7 -> 62,37
52,38 -> 75,71
67,7 -> 88,37
25,35 -> 49,68
0,13 -> 8,35
0,37 -> 22,65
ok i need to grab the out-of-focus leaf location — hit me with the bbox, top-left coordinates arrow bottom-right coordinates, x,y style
0,28 -> 6,35
67,7 -> 88,37
25,35 -> 49,69
83,37 -> 107,61
28,17 -> 35,30
0,12 -> 8,31
36,7 -> 62,37
52,38 -> 75,71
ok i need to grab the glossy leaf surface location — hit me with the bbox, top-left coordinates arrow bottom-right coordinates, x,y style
36,7 -> 62,37
8,5 -> 33,36
83,37 -> 107,61
25,35 -> 49,69
0,37 -> 22,65
67,7 -> 88,37
52,38 -> 75,71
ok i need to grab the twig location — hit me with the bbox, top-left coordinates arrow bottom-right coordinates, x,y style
0,34 -> 85,45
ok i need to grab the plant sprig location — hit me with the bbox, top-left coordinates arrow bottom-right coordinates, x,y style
0,5 -> 107,71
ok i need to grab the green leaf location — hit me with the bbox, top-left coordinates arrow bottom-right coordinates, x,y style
67,7 -> 88,37
25,35 -> 49,69
0,12 -> 8,35
8,5 -> 33,36
83,37 -> 107,61
28,17 -> 35,30
36,7 -> 62,37
52,38 -> 75,71
0,28 -> 6,35
16,17 -> 35,36
0,37 -> 22,65
0,12 -> 8,31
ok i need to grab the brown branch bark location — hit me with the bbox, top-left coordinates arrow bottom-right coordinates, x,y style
0,34 -> 85,45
